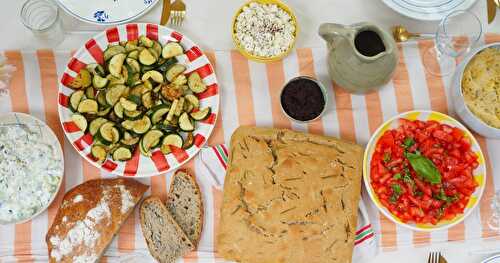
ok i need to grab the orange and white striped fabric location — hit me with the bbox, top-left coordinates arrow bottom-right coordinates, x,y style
1,33 -> 500,262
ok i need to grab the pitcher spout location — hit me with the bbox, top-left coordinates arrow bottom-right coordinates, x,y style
318,23 -> 356,45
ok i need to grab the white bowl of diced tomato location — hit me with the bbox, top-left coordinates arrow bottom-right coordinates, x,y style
363,110 -> 486,232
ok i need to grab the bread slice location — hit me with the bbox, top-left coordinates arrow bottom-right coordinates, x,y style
165,169 -> 204,246
46,178 -> 148,263
140,196 -> 194,263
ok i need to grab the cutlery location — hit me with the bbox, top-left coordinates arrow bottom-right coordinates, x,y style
488,0 -> 497,24
170,0 -> 186,26
392,25 -> 434,43
427,251 -> 447,263
160,0 -> 171,25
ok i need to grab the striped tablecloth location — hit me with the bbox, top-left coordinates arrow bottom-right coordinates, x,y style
1,33 -> 500,262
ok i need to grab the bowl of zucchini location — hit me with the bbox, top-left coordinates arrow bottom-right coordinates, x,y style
58,23 -> 219,177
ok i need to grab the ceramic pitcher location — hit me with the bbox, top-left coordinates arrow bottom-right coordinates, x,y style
319,22 -> 399,94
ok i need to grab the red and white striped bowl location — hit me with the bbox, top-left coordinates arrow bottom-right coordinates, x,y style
57,23 -> 219,177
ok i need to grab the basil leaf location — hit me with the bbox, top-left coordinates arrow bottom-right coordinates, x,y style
393,173 -> 402,180
406,152 -> 441,184
403,137 -> 415,148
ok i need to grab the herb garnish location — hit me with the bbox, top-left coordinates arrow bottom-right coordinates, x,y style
406,152 -> 441,184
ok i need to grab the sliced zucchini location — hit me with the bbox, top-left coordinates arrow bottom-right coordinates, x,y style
175,97 -> 185,116
166,64 -> 186,82
69,90 -> 85,112
112,147 -> 132,161
139,35 -> 154,48
162,42 -> 184,59
121,132 -> 140,146
121,119 -> 135,130
141,129 -> 164,152
86,63 -> 106,77
99,122 -> 120,144
190,107 -> 211,121
96,106 -> 111,116
151,105 -> 170,124
130,84 -> 147,97
132,116 -> 152,134
121,66 -> 129,83
96,91 -> 107,107
142,70 -> 164,83
114,102 -> 124,119
91,144 -> 108,162
79,69 -> 92,88
107,74 -> 125,85
119,41 -> 127,47
108,53 -> 127,78
93,74 -> 109,89
166,99 -> 178,122
143,79 -> 153,91
126,58 -> 140,73
157,57 -> 178,73
124,109 -> 143,120
178,112 -> 194,132
142,91 -> 154,109
104,45 -> 126,61
127,95 -> 142,105
148,47 -> 160,60
85,87 -> 96,100
188,72 -> 207,93
171,74 -> 187,87
184,94 -> 199,108
156,123 -> 178,133
139,49 -> 156,66
89,117 -> 108,136
125,42 -> 138,52
160,133 -> 183,154
120,97 -> 138,111
71,113 -> 88,132
184,100 -> 194,113
127,50 -> 139,60
126,72 -> 140,87
105,84 -> 127,106
183,132 -> 194,149
68,74 -> 83,89
77,99 -> 98,114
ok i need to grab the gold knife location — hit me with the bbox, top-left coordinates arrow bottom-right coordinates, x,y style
160,0 -> 171,25
488,0 -> 497,24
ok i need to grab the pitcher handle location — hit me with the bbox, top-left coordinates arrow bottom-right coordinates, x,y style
318,23 -> 356,44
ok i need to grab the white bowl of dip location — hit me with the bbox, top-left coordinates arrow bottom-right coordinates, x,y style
0,112 -> 64,224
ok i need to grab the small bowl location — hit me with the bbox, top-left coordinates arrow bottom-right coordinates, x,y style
452,42 -> 500,139
279,76 -> 328,123
363,110 -> 486,232
231,0 -> 299,63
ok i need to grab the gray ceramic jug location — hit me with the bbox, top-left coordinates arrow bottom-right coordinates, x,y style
319,22 -> 399,94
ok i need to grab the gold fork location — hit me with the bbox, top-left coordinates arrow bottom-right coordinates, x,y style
170,0 -> 186,26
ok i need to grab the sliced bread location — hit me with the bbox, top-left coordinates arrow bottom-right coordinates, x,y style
140,196 -> 194,263
165,169 -> 204,246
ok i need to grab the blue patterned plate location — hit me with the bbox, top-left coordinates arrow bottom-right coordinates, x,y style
56,0 -> 159,25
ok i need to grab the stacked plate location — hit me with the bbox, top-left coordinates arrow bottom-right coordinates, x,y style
382,0 -> 478,20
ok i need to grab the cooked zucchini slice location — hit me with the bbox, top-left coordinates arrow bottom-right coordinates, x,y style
99,122 -> 120,144
79,69 -> 92,88
179,112 -> 194,132
127,95 -> 142,105
175,97 -> 185,116
112,147 -> 132,161
184,94 -> 199,109
69,90 -> 85,112
142,70 -> 164,83
184,100 -> 194,113
77,99 -> 98,114
188,72 -> 207,93
162,42 -> 184,59
139,49 -> 156,66
190,107 -> 211,121
71,113 -> 88,132
166,64 -> 186,82
171,74 -> 187,87
142,91 -> 154,109
114,101 -> 124,119
157,57 -> 178,73
96,91 -> 107,107
166,99 -> 178,122
91,144 -> 108,162
104,45 -> 126,61
89,117 -> 108,136
97,106 -> 111,116
124,109 -> 143,120
93,74 -> 109,89
143,79 -> 154,91
183,132 -> 194,149
68,74 -> 83,89
121,119 -> 135,130
85,86 -> 96,99
125,42 -> 138,52
132,116 -> 151,134
127,50 -> 139,60
141,129 -> 164,152
139,35 -> 154,48
105,84 -> 127,106
125,58 -> 140,73
130,84 -> 147,97
107,74 -> 125,85
120,97 -> 138,111
152,41 -> 162,56
108,53 -> 127,78
148,47 -> 160,60
86,63 -> 106,77
156,123 -> 178,133
151,105 -> 170,124
161,133 -> 183,154
121,132 -> 140,146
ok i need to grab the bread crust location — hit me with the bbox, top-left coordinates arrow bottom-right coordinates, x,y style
46,178 -> 148,263
217,126 -> 364,263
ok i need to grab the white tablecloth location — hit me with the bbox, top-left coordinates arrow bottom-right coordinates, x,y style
1,0 -> 500,262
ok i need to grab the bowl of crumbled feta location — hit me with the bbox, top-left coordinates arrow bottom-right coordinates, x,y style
0,112 -> 64,224
232,0 -> 298,62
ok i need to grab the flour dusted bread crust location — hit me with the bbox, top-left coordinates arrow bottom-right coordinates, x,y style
46,178 -> 148,263
217,126 -> 364,263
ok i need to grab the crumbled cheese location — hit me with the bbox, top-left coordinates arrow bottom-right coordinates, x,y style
235,2 -> 296,57
118,185 -> 134,214
73,195 -> 83,203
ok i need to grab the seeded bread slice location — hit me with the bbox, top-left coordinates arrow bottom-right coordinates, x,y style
166,169 -> 204,246
140,196 -> 194,263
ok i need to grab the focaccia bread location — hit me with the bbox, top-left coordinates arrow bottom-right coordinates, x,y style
217,126 -> 363,263
46,178 -> 148,263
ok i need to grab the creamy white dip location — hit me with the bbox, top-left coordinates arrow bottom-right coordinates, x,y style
0,124 -> 63,222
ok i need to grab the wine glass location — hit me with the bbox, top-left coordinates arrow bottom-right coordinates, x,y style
423,10 -> 482,76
